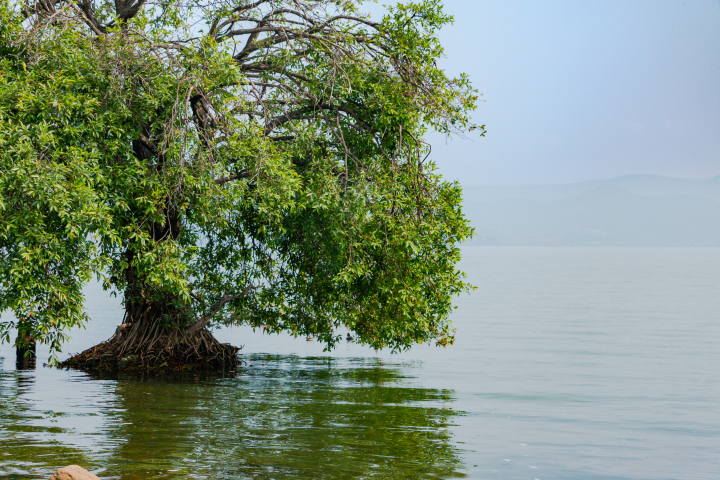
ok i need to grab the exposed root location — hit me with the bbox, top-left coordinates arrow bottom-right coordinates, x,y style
60,321 -> 240,372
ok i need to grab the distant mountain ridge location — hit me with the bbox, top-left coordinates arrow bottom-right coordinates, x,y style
462,175 -> 720,246
462,174 -> 720,204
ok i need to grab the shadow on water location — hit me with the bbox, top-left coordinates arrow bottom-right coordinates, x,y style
0,353 -> 466,480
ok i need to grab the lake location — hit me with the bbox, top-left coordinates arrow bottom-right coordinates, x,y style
2,247 -> 719,479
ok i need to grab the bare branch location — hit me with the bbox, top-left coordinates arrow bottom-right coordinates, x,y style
187,286 -> 257,334
75,0 -> 107,34
214,171 -> 251,185
263,108 -> 318,135
67,2 -> 105,35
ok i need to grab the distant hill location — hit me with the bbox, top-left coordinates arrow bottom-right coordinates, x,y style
462,175 -> 720,246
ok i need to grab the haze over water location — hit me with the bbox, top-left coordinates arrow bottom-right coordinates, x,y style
2,246 -> 720,479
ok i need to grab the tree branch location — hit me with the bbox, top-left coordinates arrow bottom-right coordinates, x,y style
137,133 -> 159,155
68,2 -> 106,35
120,0 -> 147,20
263,108 -> 321,135
263,103 -> 376,136
214,171 -> 251,185
76,0 -> 107,33
187,286 -> 257,335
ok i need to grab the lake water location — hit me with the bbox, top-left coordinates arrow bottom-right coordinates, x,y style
1,247 -> 719,479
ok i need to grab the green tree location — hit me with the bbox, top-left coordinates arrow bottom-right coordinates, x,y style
0,0 -> 482,368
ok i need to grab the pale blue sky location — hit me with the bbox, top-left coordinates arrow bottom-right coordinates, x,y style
415,0 -> 720,185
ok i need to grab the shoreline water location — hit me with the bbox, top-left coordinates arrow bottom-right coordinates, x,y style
3,247 -> 720,479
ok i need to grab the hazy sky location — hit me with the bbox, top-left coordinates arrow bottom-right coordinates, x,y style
416,0 -> 720,185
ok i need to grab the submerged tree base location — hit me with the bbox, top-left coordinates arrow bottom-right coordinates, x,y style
60,325 -> 239,372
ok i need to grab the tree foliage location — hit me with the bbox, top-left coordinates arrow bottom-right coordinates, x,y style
0,0 -> 482,363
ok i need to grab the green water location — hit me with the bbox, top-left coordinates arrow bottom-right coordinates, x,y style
3,247 -> 720,479
1,355 -> 464,479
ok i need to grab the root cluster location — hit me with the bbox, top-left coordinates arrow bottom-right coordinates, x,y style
60,321 -> 240,372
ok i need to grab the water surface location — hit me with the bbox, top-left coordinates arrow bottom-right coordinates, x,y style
2,247 -> 719,479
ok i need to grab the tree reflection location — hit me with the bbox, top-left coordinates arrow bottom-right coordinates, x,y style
101,355 -> 467,479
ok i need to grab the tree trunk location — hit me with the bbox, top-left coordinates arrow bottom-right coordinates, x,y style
60,222 -> 239,371
15,319 -> 36,370
61,283 -> 239,371
60,135 -> 240,371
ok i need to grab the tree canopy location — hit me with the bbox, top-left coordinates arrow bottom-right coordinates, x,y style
0,0 -> 482,366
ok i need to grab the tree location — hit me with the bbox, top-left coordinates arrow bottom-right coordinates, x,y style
0,0 -> 482,369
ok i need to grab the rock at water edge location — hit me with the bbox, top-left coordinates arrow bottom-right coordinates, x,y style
49,465 -> 101,480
